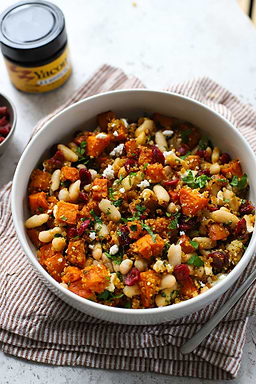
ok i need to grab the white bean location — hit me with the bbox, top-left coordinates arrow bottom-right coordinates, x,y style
120,259 -> 133,275
167,202 -> 180,214
164,165 -> 172,176
77,164 -> 86,170
210,163 -> 220,175
98,199 -> 121,222
57,144 -> 78,162
68,142 -> 78,152
58,188 -> 70,202
89,169 -> 98,181
205,146 -> 212,158
211,147 -> 220,163
155,131 -> 168,152
134,258 -> 148,272
52,237 -> 66,251
50,169 -> 61,192
25,213 -> 49,229
192,237 -> 216,249
165,151 -> 186,167
211,207 -> 239,228
95,222 -> 109,237
123,284 -> 141,298
135,119 -> 154,137
223,189 -> 240,212
160,274 -> 176,290
113,263 -> 121,272
69,180 -> 81,202
38,227 -> 62,242
153,185 -> 170,204
92,242 -> 102,260
155,285 -> 178,307
168,244 -> 182,266
136,131 -> 146,145
102,253 -> 114,272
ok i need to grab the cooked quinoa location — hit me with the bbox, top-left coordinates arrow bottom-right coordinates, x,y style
25,111 -> 255,309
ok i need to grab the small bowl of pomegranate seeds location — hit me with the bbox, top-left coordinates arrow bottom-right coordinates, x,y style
0,93 -> 17,156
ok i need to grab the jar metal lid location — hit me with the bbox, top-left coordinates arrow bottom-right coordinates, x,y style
0,0 -> 67,63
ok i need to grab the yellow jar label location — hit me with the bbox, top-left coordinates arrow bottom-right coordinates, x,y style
4,46 -> 72,93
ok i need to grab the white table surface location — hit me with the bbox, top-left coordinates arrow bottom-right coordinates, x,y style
1,0 -> 256,382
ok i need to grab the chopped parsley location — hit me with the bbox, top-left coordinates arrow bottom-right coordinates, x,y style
230,175 -> 238,187
54,233 -> 63,238
181,128 -> 192,144
198,135 -> 209,150
130,224 -> 138,232
136,204 -> 146,214
77,140 -> 87,157
97,290 -> 124,301
38,206 -> 44,212
180,151 -> 191,160
104,252 -> 122,265
143,163 -> 149,170
117,271 -> 123,282
146,135 -> 151,144
141,223 -> 157,243
112,198 -> 123,208
90,209 -> 102,223
217,178 -> 227,183
60,215 -> 67,221
129,172 -> 137,186
168,213 -> 181,230
231,174 -> 248,190
187,254 -> 204,268
182,170 -> 210,189
117,174 -> 125,185
190,240 -> 199,250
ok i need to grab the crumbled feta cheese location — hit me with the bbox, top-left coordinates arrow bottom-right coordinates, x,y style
244,215 -> 255,233
92,185 -> 99,190
163,150 -> 173,159
180,231 -> 185,236
204,266 -> 213,276
120,118 -> 129,127
89,244 -> 94,249
162,130 -> 174,136
57,258 -> 63,263
181,170 -> 198,179
110,143 -> 125,157
109,244 -> 119,255
166,264 -> 174,273
96,133 -> 108,139
113,131 -> 119,137
153,260 -> 166,273
102,164 -> 115,180
217,191 -> 224,205
105,273 -> 116,292
89,232 -> 96,240
210,273 -> 227,287
137,179 -> 150,190
120,187 -> 125,193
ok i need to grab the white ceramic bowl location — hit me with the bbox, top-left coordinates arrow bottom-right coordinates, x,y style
12,90 -> 256,325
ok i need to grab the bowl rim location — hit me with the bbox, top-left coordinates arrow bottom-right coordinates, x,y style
12,88 -> 256,317
0,92 -> 17,147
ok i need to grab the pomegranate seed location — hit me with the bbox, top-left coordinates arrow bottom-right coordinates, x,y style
67,228 -> 78,239
124,159 -> 138,172
220,153 -> 231,164
124,268 -> 140,286
177,144 -> 189,156
79,191 -> 88,203
198,169 -> 210,177
239,200 -> 254,215
174,264 -> 190,281
0,106 -> 8,116
152,145 -> 165,165
0,116 -> 7,127
119,225 -> 131,245
164,179 -> 179,187
79,168 -> 92,185
234,218 -> 247,238
0,127 -> 10,136
208,251 -> 229,271
77,219 -> 90,236
0,137 -> 5,143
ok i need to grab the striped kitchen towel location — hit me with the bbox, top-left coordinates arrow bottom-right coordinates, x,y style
1,64 -> 256,380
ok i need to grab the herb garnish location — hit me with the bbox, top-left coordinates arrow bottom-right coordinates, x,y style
97,290 -> 124,301
181,128 -> 192,144
190,240 -> 199,250
198,135 -> 209,150
141,223 -> 157,243
90,209 -> 102,223
231,174 -> 248,190
60,215 -> 67,221
182,170 -> 210,189
77,140 -> 87,157
187,254 -> 204,268
168,213 -> 181,230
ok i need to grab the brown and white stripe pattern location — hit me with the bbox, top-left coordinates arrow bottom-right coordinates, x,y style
0,65 -> 256,380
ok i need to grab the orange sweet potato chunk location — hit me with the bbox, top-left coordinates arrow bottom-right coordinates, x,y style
139,270 -> 160,308
91,178 -> 108,201
127,222 -> 143,240
134,234 -> 164,259
179,234 -> 195,254
221,160 -> 243,178
86,134 -> 111,157
153,113 -> 174,128
66,239 -> 86,268
38,243 -> 56,266
56,201 -> 78,225
208,223 -> 230,241
61,266 -> 82,284
81,264 -> 109,294
27,228 -> 44,249
107,119 -> 128,141
28,169 -> 51,193
125,139 -> 138,158
97,111 -> 116,131
29,192 -> 48,214
45,254 -> 65,282
68,280 -> 95,300
146,164 -> 166,183
61,166 -> 79,182
180,277 -> 197,297
180,187 -> 208,216
138,147 -> 152,165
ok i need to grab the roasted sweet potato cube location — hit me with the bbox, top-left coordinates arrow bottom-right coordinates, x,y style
78,200 -> 100,219
153,113 -> 174,129
107,119 -> 128,141
28,169 -> 51,193
221,160 -> 243,178
208,223 -> 230,241
66,239 -> 86,268
91,178 -> 108,201
45,254 -> 65,282
61,166 -> 79,182
125,139 -> 138,158
180,187 -> 208,216
134,234 -> 164,259
146,164 -> 166,183
185,155 -> 200,170
97,111 -> 116,131
68,280 -> 95,300
180,124 -> 200,149
139,270 -> 160,308
62,266 -> 82,284
180,276 -> 197,297
128,222 -> 143,240
138,147 -> 152,165
81,264 -> 109,293
29,192 -> 48,214
38,243 -> 57,266
179,234 -> 195,253
86,134 -> 111,157
56,201 -> 78,225
27,228 -> 44,249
